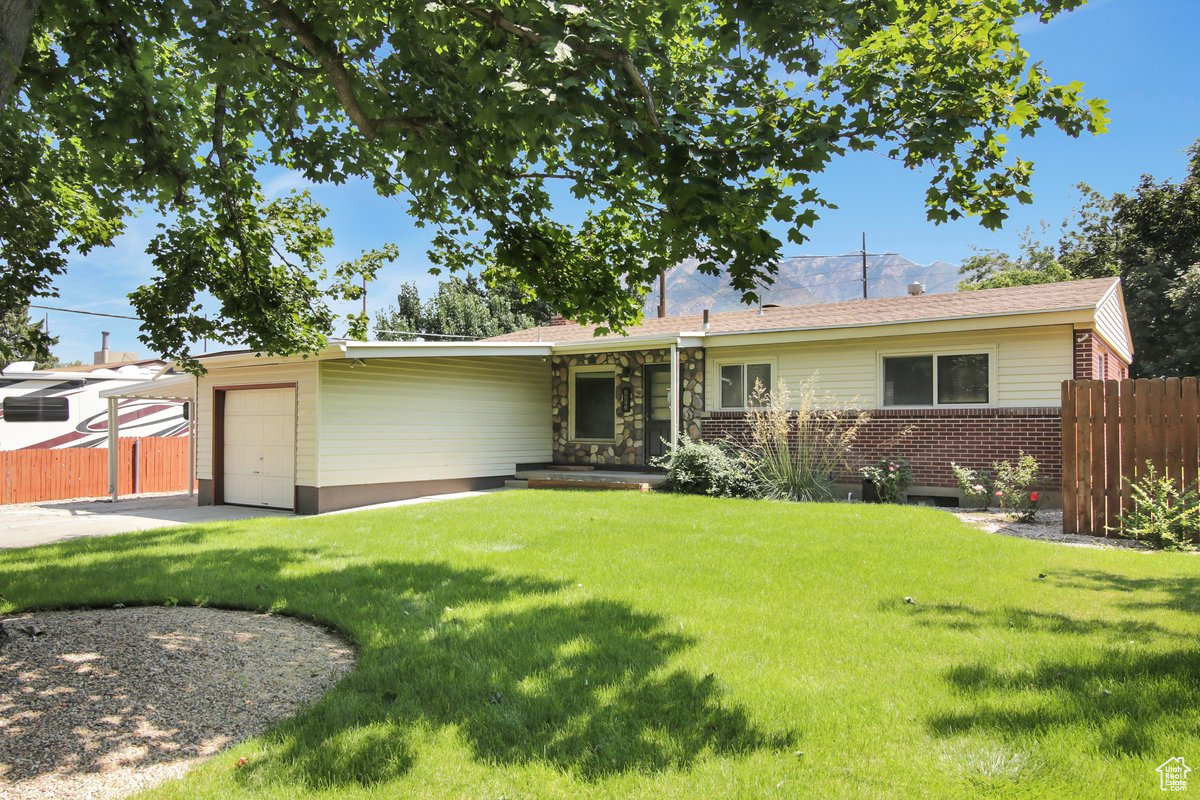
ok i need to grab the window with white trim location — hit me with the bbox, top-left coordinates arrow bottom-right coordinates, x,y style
718,362 -> 772,409
882,352 -> 990,406
570,367 -> 616,441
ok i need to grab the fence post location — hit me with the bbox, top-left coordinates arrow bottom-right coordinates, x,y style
1184,377 -> 1199,491
1062,381 -> 1077,533
1104,380 -> 1121,533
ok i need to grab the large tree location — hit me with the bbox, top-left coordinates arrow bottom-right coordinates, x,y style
374,274 -> 553,340
0,305 -> 58,368
1,0 -> 1106,370
959,139 -> 1200,377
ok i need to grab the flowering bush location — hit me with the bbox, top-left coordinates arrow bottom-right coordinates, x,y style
950,463 -> 994,509
992,452 -> 1041,522
860,457 -> 913,504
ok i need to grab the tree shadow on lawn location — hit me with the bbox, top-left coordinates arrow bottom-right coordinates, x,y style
1049,569 -> 1200,618
0,524 -> 794,790
892,576 -> 1200,758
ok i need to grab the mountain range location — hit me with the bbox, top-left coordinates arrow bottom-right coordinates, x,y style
643,254 -> 963,317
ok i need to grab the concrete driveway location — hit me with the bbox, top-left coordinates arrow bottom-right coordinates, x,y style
0,494 -> 291,549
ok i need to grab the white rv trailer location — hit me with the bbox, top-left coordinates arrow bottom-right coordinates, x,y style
0,361 -> 188,450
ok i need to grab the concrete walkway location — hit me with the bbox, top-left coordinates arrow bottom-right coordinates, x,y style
0,494 -> 290,549
0,489 -> 508,549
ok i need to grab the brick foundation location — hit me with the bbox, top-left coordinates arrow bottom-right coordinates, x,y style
700,407 -> 1062,491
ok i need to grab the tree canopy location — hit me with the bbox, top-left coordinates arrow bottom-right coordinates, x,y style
958,139 -> 1200,377
0,305 -> 58,369
374,274 -> 553,340
1,0 -> 1106,370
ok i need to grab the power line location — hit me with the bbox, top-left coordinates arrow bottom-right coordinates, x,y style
29,304 -> 140,321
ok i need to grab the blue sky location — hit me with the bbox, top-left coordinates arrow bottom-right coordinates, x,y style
45,0 -> 1200,363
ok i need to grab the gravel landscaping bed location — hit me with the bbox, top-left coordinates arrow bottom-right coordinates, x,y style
0,606 -> 355,800
945,507 -> 1156,550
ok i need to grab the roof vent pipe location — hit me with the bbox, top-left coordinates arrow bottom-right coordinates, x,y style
702,309 -> 710,331
907,282 -> 926,296
95,330 -> 111,365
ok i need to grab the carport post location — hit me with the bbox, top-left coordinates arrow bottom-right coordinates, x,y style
188,401 -> 196,497
669,341 -> 680,451
106,397 -> 119,502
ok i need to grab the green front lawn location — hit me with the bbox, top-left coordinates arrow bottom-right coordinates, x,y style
2,492 -> 1197,798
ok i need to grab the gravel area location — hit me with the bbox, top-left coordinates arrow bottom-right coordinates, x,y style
0,606 -> 355,800
945,507 -> 1156,550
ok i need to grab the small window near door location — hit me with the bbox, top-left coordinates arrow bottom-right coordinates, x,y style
2,396 -> 69,422
571,370 -> 616,440
718,362 -> 772,409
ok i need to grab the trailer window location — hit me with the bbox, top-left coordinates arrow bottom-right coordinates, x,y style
3,396 -> 69,422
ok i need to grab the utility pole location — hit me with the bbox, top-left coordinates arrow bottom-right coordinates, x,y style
658,270 -> 667,318
861,232 -> 868,300
362,274 -> 368,319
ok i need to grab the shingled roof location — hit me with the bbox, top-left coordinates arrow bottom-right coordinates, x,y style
486,277 -> 1121,343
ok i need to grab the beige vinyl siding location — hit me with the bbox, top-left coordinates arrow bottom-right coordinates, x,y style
317,356 -> 550,486
1094,288 -> 1133,361
705,324 -> 1073,410
195,360 -> 319,484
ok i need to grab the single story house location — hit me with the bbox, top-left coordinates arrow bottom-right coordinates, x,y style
118,277 -> 1129,513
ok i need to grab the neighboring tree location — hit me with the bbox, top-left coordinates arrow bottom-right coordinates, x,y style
374,275 -> 552,340
0,305 -> 58,368
958,228 -> 1075,290
2,0 -> 1107,370
958,139 -> 1200,377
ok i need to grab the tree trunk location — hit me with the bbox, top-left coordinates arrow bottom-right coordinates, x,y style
0,0 -> 38,109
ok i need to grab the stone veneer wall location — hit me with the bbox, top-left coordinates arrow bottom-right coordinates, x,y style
551,347 -> 704,466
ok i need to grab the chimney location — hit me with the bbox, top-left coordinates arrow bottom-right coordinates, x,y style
548,315 -> 571,327
657,270 -> 667,318
702,309 -> 710,331
907,281 -> 926,296
94,331 -> 111,365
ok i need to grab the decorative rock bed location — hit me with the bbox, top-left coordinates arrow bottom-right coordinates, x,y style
947,507 -> 1155,550
0,606 -> 354,800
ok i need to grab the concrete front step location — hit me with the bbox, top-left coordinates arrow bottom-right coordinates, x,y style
504,479 -> 530,489
512,469 -> 667,492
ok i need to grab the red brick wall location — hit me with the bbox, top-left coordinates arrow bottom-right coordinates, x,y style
1074,328 -> 1130,380
700,407 -> 1062,490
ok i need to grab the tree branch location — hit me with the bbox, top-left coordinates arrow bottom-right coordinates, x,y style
257,0 -> 436,138
460,4 -> 661,132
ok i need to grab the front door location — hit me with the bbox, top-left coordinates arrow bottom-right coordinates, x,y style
644,364 -> 672,463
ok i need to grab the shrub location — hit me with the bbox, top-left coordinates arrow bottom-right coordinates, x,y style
652,437 -> 757,498
992,452 -> 1040,522
951,463 -> 994,509
728,378 -> 870,502
860,458 -> 913,504
1111,462 -> 1200,550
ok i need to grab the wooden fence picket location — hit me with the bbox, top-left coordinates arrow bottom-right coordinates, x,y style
0,437 -> 189,505
1062,377 -> 1200,538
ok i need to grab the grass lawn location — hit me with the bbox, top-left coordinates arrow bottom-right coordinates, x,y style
2,491 -> 1198,798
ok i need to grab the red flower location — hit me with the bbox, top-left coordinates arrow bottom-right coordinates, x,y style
994,490 -> 1004,497
1030,491 -> 1039,503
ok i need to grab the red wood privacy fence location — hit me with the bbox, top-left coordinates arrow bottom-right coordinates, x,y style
0,437 -> 191,505
1062,378 -> 1200,535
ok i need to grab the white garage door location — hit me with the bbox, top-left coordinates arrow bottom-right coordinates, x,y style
223,388 -> 295,509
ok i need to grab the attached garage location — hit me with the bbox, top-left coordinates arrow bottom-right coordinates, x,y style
192,342 -> 553,514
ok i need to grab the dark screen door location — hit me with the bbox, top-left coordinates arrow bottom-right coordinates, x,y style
644,363 -> 672,462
